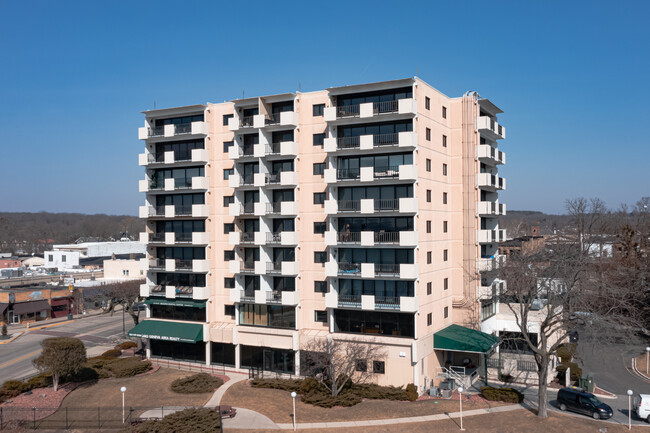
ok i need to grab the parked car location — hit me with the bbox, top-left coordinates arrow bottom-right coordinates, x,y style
634,394 -> 650,423
217,405 -> 236,418
557,387 -> 613,419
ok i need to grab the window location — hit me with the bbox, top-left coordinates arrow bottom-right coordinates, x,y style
315,310 -> 328,323
426,128 -> 431,141
122,270 -> 129,276
444,306 -> 449,318
223,114 -> 234,126
427,282 -> 432,295
314,281 -> 327,293
444,277 -> 448,290
314,251 -> 327,263
443,249 -> 448,261
313,222 -> 327,234
426,220 -> 431,234
427,251 -> 432,264
313,133 -> 326,146
223,140 -> 234,153
373,360 -> 385,374
48,255 -> 53,261
223,195 -> 234,207
224,277 -> 235,288
224,168 -> 234,180
443,192 -> 448,204
224,305 -> 235,317
426,158 -> 431,172
426,190 -> 432,203
442,135 -> 447,147
224,250 -> 235,261
442,106 -> 447,119
313,192 -> 326,205
442,163 -> 447,176
481,300 -> 496,320
427,313 -> 432,326
443,221 -> 448,233
313,162 -> 325,175
224,223 -> 235,234
62,255 -> 66,262
313,104 -> 325,116
425,96 -> 430,110
355,360 -> 367,372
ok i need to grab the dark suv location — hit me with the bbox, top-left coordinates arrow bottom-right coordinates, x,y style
557,387 -> 613,419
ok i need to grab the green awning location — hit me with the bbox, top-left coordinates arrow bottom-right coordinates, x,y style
128,320 -> 203,343
434,324 -> 499,353
144,298 -> 206,308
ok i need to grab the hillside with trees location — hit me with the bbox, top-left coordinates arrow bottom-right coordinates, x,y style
0,212 -> 144,254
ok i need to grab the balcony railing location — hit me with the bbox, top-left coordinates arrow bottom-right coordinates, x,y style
148,126 -> 164,137
373,165 -> 400,179
266,232 -> 282,244
150,233 -> 165,243
266,202 -> 282,214
266,291 -> 283,303
373,100 -> 399,114
337,168 -> 360,180
337,136 -> 360,149
152,206 -> 166,216
265,112 -> 281,125
174,179 -> 192,190
374,231 -> 400,244
338,294 -> 362,305
242,145 -> 255,157
336,104 -> 360,118
149,258 -> 166,269
374,133 -> 399,146
266,261 -> 282,273
242,203 -> 255,214
175,259 -> 193,270
176,205 -> 193,216
337,232 -> 361,243
241,290 -> 255,302
241,232 -> 255,243
338,200 -> 361,212
240,116 -> 254,128
375,263 -> 400,276
175,123 -> 192,134
266,142 -> 281,155
375,296 -> 400,310
374,198 -> 400,211
175,232 -> 192,243
266,173 -> 281,184
241,261 -> 256,273
242,174 -> 254,185
338,262 -> 361,275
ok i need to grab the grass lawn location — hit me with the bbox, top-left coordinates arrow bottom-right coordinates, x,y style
232,409 -> 649,433
221,380 -> 509,424
635,353 -> 649,375
32,368 -> 216,430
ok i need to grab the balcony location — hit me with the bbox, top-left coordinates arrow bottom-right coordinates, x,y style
263,171 -> 298,187
141,284 -> 209,300
154,258 -> 208,273
478,229 -> 506,243
477,255 -> 506,272
478,145 -> 505,165
255,141 -> 298,158
477,173 -> 506,191
324,131 -> 417,153
230,289 -> 299,305
265,231 -> 299,246
324,98 -> 417,121
253,111 -> 299,128
138,121 -> 209,140
325,231 -> 417,247
228,144 -> 256,160
324,164 -> 417,184
477,116 -> 506,140
325,291 -> 418,312
140,148 -> 209,167
229,260 -> 257,274
265,261 -> 299,276
265,201 -> 298,216
477,201 -> 506,217
325,197 -> 417,215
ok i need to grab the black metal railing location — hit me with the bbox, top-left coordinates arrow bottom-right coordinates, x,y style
337,232 -> 361,243
373,165 -> 400,179
242,202 -> 255,214
240,116 -> 254,127
374,133 -> 399,146
176,205 -> 193,216
175,259 -> 193,270
374,198 -> 400,211
338,294 -> 361,304
175,123 -> 192,134
338,262 -> 360,275
375,296 -> 400,309
266,232 -> 282,244
336,104 -> 360,117
175,232 -> 192,243
336,168 -> 360,180
242,174 -> 254,185
375,263 -> 400,276
266,291 -> 283,303
242,144 -> 255,156
153,205 -> 166,216
265,112 -> 282,125
266,261 -> 282,273
241,261 -> 255,272
150,258 -> 166,269
267,142 -> 281,155
241,232 -> 254,243
241,289 -> 255,302
338,200 -> 361,212
266,202 -> 283,214
150,233 -> 165,243
373,100 -> 399,114
149,126 -> 164,137
374,231 -> 400,244
336,136 -> 360,149
266,173 -> 281,184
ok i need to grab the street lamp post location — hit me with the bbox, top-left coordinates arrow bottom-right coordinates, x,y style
121,387 -> 127,423
646,346 -> 650,375
290,391 -> 297,431
627,389 -> 633,430
122,303 -> 126,338
458,386 -> 465,431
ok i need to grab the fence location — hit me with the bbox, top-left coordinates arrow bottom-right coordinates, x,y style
149,358 -> 228,376
0,405 -> 214,431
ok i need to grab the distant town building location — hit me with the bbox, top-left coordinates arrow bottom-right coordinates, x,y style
44,241 -> 146,271
0,258 -> 22,269
0,286 -> 80,325
103,257 -> 144,279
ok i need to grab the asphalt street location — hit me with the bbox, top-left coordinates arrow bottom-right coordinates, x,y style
0,311 -> 133,381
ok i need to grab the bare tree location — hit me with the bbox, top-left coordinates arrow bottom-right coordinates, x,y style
301,336 -> 387,396
33,337 -> 86,391
89,280 -> 144,325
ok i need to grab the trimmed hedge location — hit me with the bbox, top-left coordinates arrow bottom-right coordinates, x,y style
557,343 -> 576,363
105,357 -> 152,378
556,362 -> 582,384
2,380 -> 29,392
129,408 -> 221,433
115,341 -> 137,350
101,349 -> 122,359
251,378 -> 418,408
480,386 -> 524,403
171,374 -> 224,394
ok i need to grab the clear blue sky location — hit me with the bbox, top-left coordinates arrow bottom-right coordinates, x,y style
1,1 -> 648,215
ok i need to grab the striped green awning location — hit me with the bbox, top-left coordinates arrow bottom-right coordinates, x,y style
144,298 -> 206,308
434,324 -> 499,353
128,320 -> 203,343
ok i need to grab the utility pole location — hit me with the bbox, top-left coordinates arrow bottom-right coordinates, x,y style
122,302 -> 126,337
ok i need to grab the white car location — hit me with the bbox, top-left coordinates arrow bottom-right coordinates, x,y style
635,394 -> 650,423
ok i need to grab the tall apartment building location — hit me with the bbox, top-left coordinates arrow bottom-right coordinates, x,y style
130,77 -> 507,390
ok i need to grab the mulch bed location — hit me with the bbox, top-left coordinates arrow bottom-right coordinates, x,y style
0,382 -> 80,423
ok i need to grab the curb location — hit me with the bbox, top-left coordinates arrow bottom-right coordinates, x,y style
632,358 -> 650,382
26,320 -> 74,331
0,331 -> 24,344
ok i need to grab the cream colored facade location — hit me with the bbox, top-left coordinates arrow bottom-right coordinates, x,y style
135,77 -> 506,390
103,258 -> 144,279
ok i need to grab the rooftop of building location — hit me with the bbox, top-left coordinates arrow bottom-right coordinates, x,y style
500,235 -> 544,248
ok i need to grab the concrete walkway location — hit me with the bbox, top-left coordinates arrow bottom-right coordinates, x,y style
203,372 -> 248,408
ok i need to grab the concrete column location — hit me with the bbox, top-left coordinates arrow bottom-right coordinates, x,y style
235,344 -> 241,369
145,340 -> 151,359
295,350 -> 300,376
329,309 -> 334,333
205,341 -> 212,365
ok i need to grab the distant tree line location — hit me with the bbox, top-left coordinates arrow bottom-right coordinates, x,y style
0,212 -> 144,254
